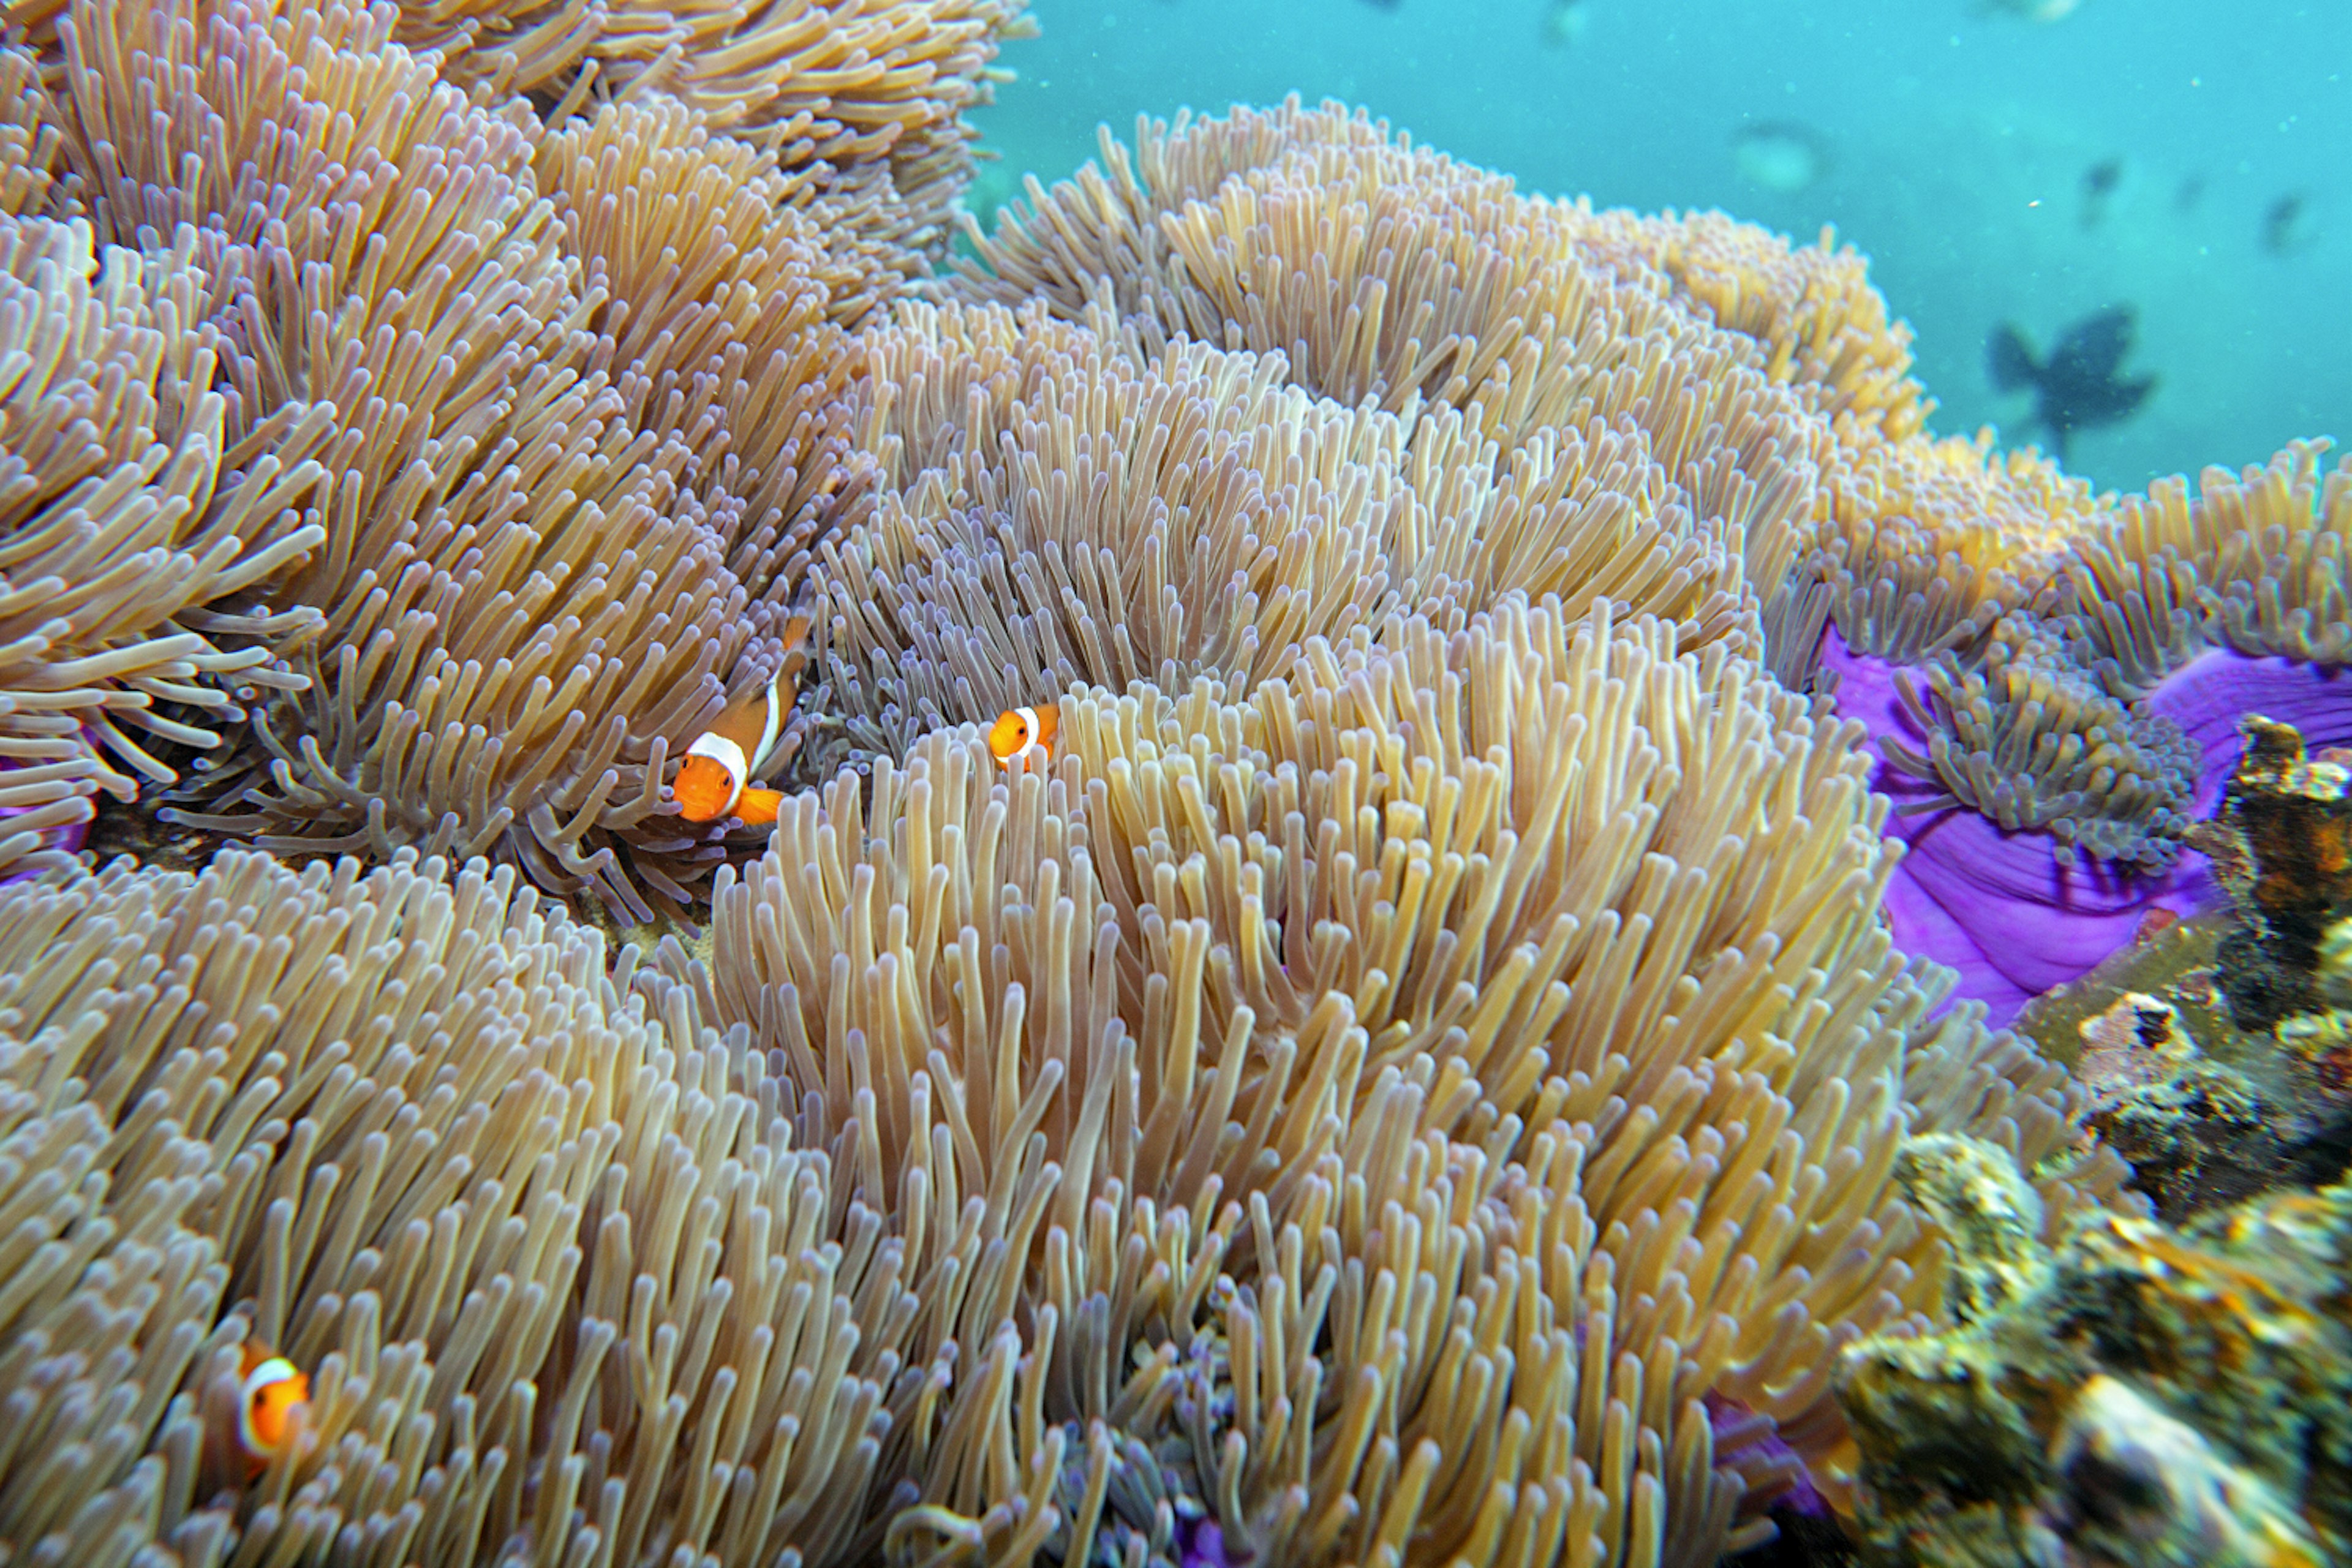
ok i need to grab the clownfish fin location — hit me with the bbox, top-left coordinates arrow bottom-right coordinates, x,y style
764,612 -> 815,719
732,787 -> 785,827
778,611 -> 814,666
763,615 -> 815,758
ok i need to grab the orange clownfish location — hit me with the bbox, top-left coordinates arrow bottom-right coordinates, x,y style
987,704 -> 1057,771
672,615 -> 813,828
235,1341 -> 309,1472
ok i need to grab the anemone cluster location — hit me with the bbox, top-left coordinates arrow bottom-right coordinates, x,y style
1816,445 -> 2352,1020
3,1 -> 2338,1565
0,0 -> 1027,913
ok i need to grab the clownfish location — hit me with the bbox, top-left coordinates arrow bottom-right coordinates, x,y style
233,1340 -> 309,1473
671,614 -> 814,828
987,704 -> 1057,771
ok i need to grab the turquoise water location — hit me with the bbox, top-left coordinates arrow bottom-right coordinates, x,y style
970,0 -> 2350,499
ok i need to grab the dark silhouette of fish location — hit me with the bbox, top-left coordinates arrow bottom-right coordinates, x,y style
2263,192 -> 2314,255
2079,157 -> 2120,229
1987,306 -> 2157,463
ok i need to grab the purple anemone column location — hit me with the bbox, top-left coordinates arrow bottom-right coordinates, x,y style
1819,631 -> 2352,1025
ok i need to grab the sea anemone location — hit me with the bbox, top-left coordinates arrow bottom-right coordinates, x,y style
0,845 -> 946,1562
948,96 -> 1823,668
1823,441 -> 2352,1020
0,206 -> 326,878
669,596 -> 2124,1566
0,17 -> 2202,1567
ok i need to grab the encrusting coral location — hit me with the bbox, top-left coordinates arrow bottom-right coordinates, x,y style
1839,1161 -> 2352,1566
2205,715 -> 2352,1030
0,3 -> 2289,1561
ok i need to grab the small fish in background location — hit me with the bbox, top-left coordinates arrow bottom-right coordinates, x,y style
989,704 -> 1058,771
2262,192 -> 2316,256
2173,172 -> 2206,214
1987,304 -> 2158,464
1544,0 -> 1594,47
1978,0 -> 2081,20
2079,157 -> 2121,230
1729,121 -> 1829,196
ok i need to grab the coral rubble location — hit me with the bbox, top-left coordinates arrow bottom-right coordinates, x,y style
2070,986 -> 2303,1221
2008,719 -> 2352,1223
2018,929 -> 2348,1221
1845,734 -> 2352,1556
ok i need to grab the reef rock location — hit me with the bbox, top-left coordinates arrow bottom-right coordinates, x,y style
1837,1166 -> 2352,1566
2211,715 -> 2352,1030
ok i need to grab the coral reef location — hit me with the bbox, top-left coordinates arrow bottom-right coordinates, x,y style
0,0 -> 2337,1561
1844,717 -> 2352,1556
2068,984 -> 2302,1221
1839,1170 -> 2352,1566
2209,715 -> 2352,1028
